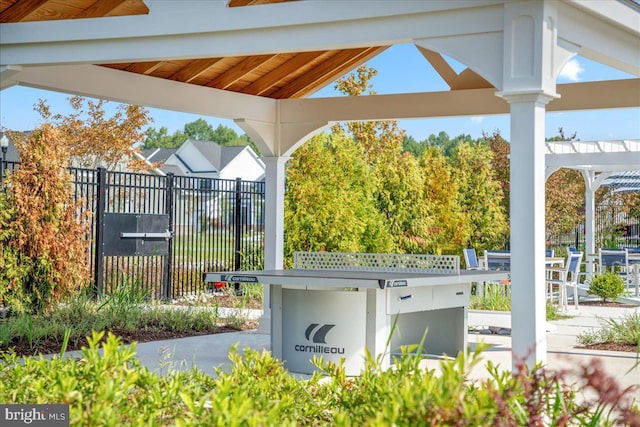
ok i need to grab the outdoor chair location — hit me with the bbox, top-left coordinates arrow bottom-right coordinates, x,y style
598,248 -> 630,286
464,248 -> 487,295
463,248 -> 482,270
484,251 -> 511,271
546,251 -> 584,310
545,249 -> 554,257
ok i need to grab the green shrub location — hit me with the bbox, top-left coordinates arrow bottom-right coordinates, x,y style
1,332 -> 638,426
577,311 -> 640,350
469,283 -> 510,311
588,272 -> 626,302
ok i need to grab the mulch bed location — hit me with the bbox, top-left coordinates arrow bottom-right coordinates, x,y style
1,320 -> 259,359
579,342 -> 639,353
575,300 -> 639,352
577,300 -> 637,308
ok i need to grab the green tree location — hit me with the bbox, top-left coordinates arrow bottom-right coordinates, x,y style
420,147 -> 467,253
402,135 -> 426,158
184,118 -> 215,141
484,130 -> 510,221
210,124 -> 239,145
332,65 -> 435,254
144,126 -> 187,148
373,148 -> 433,254
451,142 -> 509,249
284,133 -> 393,263
425,132 -> 475,158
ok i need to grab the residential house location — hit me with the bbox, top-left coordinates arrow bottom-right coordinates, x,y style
0,132 -> 25,163
139,139 -> 266,234
140,139 -> 265,182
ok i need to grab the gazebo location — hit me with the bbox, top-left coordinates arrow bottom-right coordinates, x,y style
1,0 -> 639,369
546,139 -> 640,261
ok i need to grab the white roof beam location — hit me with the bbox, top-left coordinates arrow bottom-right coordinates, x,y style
3,64 -> 276,123
280,79 -> 640,123
3,65 -> 638,124
546,152 -> 640,170
558,2 -> 640,76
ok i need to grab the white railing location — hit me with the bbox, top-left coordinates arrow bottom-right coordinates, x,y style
293,252 -> 459,274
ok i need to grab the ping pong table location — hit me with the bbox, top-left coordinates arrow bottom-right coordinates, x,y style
204,260 -> 508,375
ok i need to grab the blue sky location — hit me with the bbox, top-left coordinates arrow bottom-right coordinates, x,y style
1,44 -> 638,142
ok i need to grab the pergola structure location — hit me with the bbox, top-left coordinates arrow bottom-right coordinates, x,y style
1,0 -> 639,370
546,140 -> 640,259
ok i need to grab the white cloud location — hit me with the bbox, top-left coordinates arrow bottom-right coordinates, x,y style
470,116 -> 484,124
559,59 -> 585,82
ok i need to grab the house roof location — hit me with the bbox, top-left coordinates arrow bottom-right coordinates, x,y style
140,148 -> 178,164
158,164 -> 185,177
0,131 -> 27,163
188,140 -> 251,171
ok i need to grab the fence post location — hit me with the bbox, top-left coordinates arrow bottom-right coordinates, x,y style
162,173 -> 174,300
234,178 -> 242,294
93,167 -> 107,296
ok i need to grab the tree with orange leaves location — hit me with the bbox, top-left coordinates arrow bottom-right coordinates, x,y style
0,125 -> 90,314
35,96 -> 152,171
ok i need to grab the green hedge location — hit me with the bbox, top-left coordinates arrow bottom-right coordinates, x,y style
1,332 -> 638,426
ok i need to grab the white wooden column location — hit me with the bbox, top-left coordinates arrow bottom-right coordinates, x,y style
499,0 -> 561,370
503,93 -> 555,368
258,156 -> 289,333
583,171 -> 597,273
581,170 -> 612,277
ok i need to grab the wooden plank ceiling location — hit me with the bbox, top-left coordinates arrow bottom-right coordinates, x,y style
0,0 -> 389,99
0,0 -> 492,99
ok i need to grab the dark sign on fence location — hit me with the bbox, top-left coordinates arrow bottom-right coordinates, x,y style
102,213 -> 170,256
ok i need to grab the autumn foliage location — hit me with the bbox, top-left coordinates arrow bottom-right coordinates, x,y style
0,125 -> 90,314
35,96 -> 152,171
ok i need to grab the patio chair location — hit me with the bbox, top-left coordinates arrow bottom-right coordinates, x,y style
484,251 -> 511,271
463,248 -> 482,270
546,251 -> 584,309
598,248 -> 630,285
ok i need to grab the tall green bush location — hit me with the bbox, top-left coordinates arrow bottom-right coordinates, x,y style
0,126 -> 89,314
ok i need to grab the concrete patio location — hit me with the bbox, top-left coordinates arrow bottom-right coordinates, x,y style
86,303 -> 639,392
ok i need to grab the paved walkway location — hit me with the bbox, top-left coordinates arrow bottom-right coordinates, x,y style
85,303 -> 640,392
465,304 -> 640,391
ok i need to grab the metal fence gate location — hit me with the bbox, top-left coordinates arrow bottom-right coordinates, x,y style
547,201 -> 640,251
1,161 -> 265,299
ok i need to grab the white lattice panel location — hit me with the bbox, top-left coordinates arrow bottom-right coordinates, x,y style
294,252 -> 459,274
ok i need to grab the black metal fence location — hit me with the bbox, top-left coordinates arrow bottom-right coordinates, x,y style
547,201 -> 640,252
1,161 -> 265,299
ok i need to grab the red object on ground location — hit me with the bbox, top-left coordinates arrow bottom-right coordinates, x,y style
214,281 -> 226,290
